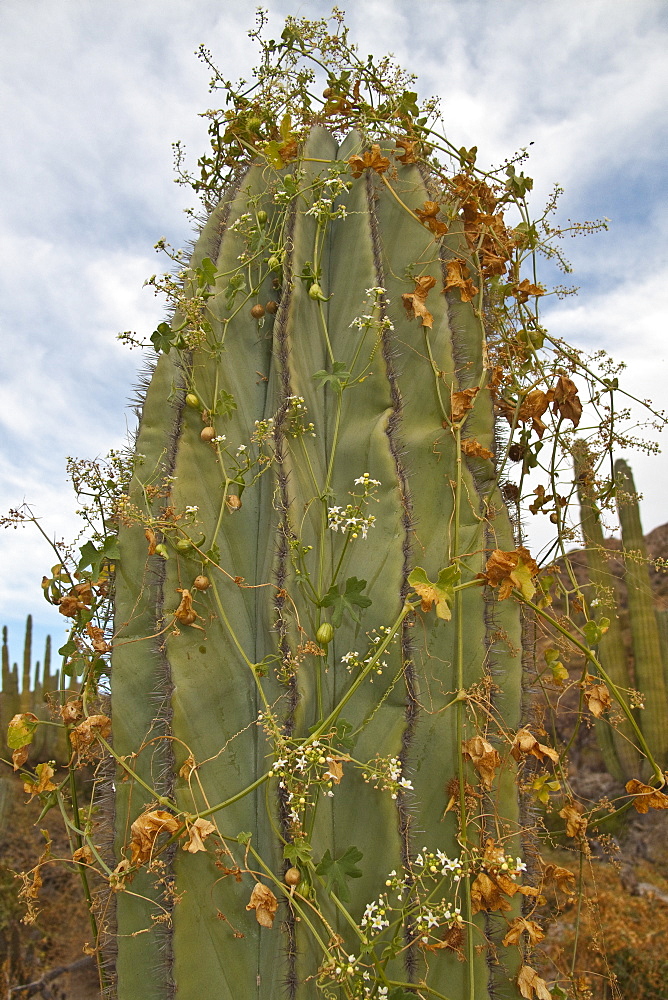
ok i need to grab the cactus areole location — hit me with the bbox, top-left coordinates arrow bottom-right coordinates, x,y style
112,124 -> 529,1000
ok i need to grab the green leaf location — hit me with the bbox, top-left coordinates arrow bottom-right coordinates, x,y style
205,544 -> 220,566
197,257 -> 217,288
150,321 -> 175,354
320,577 -> 372,628
312,361 -> 351,393
7,714 -> 38,750
583,617 -> 609,647
214,389 -> 237,418
284,841 -> 313,865
407,564 -> 460,620
77,535 -> 119,579
389,990 -> 418,1000
315,846 -> 363,902
264,140 -> 284,169
279,113 -> 292,140
58,640 -> 77,658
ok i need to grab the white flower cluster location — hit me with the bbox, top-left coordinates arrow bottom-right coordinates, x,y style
360,894 -> 391,934
229,212 -> 253,233
268,738 -> 343,833
285,395 -> 315,438
353,472 -> 381,495
304,197 -> 349,224
348,286 -> 394,334
251,416 -> 275,445
362,755 -> 413,799
415,848 -> 464,880
327,505 -> 376,539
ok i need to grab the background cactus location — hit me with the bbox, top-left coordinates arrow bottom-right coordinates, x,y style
0,617 -> 66,765
614,459 -> 668,768
112,126 -> 526,1000
575,449 -> 668,780
573,445 -> 641,781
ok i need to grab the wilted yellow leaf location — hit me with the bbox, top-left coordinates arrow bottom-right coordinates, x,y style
24,762 -> 57,800
482,547 -> 539,602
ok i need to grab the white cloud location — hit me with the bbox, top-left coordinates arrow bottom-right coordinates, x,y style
0,0 -> 666,638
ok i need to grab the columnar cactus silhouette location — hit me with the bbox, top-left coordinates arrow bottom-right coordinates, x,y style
112,126 -> 528,1000
1,617 -> 62,763
575,449 -> 668,779
573,445 -> 640,781
614,459 -> 668,768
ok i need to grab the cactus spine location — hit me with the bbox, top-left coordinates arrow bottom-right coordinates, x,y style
614,459 -> 668,768
112,128 -> 525,1000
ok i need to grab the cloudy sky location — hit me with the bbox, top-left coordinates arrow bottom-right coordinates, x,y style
1,0 -> 667,669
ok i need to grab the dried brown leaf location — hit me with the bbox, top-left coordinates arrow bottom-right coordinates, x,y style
461,437 -> 493,459
517,965 -> 551,1000
462,736 -> 501,791
625,779 -> 668,814
348,145 -> 390,178
443,258 -> 478,302
559,801 -> 588,839
70,714 -> 111,755
246,882 -> 278,928
402,275 -> 436,328
511,728 -> 559,764
130,809 -> 181,866
502,916 -> 545,947
451,387 -> 479,423
182,818 -> 216,853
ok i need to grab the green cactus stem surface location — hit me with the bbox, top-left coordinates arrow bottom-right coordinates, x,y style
113,129 -> 526,1000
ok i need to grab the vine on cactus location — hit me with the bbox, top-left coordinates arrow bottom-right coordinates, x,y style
2,10 -> 668,1000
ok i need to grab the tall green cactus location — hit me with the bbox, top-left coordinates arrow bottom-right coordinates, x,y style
112,127 -> 526,1000
614,459 -> 668,768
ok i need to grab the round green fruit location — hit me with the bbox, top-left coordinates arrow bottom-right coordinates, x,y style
316,623 -> 334,645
